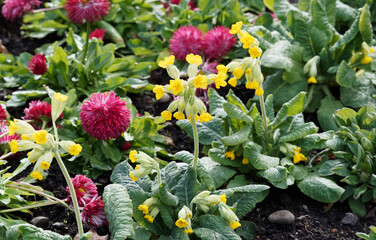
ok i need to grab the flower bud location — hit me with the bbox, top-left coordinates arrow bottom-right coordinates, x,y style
187,64 -> 198,79
166,64 -> 180,80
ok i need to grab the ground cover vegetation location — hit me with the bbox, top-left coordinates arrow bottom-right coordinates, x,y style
0,0 -> 375,239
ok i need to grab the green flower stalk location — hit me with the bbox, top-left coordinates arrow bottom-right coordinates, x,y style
153,54 -> 229,170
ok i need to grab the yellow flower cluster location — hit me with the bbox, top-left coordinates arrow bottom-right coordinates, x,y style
361,44 -> 374,64
138,197 -> 160,223
228,21 -> 264,96
154,54 -> 228,123
293,147 -> 307,164
175,206 -> 194,234
128,150 -> 160,182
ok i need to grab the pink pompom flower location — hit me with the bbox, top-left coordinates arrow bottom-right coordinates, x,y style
202,26 -> 237,60
81,195 -> 107,228
27,53 -> 47,75
0,121 -> 20,145
169,25 -> 203,61
0,105 -> 6,121
1,0 -> 41,21
66,175 -> 98,207
23,100 -> 63,128
80,92 -> 131,140
166,0 -> 196,9
65,0 -> 111,25
89,28 -> 106,40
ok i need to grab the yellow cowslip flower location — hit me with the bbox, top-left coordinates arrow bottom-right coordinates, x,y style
54,92 -> 68,102
224,151 -> 235,160
188,114 -> 199,123
220,194 -> 226,204
307,76 -> 317,84
168,79 -> 184,95
153,85 -> 164,100
129,171 -> 138,181
233,67 -> 243,79
185,228 -> 193,234
158,55 -> 175,68
31,171 -> 43,181
239,32 -> 255,49
361,55 -> 373,64
40,161 -> 50,170
32,130 -> 47,145
245,81 -> 259,89
246,68 -> 252,75
193,74 -> 208,89
249,46 -> 261,58
228,77 -> 237,87
229,21 -> 243,34
173,112 -> 185,120
138,204 -> 149,214
214,72 -> 227,89
230,221 -> 241,230
242,158 -> 249,165
161,110 -> 172,121
21,134 -> 30,140
371,48 -> 375,53
175,218 -> 189,228
186,54 -> 202,66
129,150 -> 138,163
69,144 -> 82,156
135,164 -> 140,170
144,214 -> 154,223
199,112 -> 213,123
8,121 -> 20,136
255,87 -> 264,96
293,147 -> 307,164
216,64 -> 228,74
9,140 -> 19,153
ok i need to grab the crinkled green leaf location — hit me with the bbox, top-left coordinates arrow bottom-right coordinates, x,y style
158,202 -> 175,229
208,88 -> 227,118
200,157 -> 237,189
289,164 -> 308,180
226,89 -> 248,113
6,223 -> 72,240
348,196 -> 366,217
340,72 -> 376,108
194,215 -> 242,240
359,4 -> 372,44
336,61 -> 356,87
279,122 -> 318,142
208,148 -> 242,167
175,166 -> 200,207
103,184 -> 134,240
243,142 -> 279,170
222,125 -> 251,146
271,92 -> 306,128
223,102 -> 252,123
235,220 -> 257,240
257,166 -> 288,182
317,96 -> 343,131
159,228 -> 189,240
197,163 -> 215,191
158,183 -> 179,206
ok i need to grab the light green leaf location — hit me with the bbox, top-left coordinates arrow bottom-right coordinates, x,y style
244,142 -> 279,170
102,141 -> 123,163
200,157 -> 237,189
197,163 -> 215,191
340,72 -> 376,108
298,175 -> 345,203
289,164 -> 308,180
208,148 -> 242,167
330,12 -> 360,50
271,92 -> 306,128
6,223 -> 72,240
261,41 -> 303,72
110,161 -> 147,193
103,184 -> 134,240
222,125 -> 251,146
194,215 -> 242,240
257,166 -> 288,182
158,202 -> 175,229
348,197 -> 366,217
336,61 -> 356,87
208,88 -> 227,117
317,96 -> 343,131
159,183 -> 179,206
223,102 -> 253,123
159,228 -> 189,240
175,166 -> 200,207
279,122 -> 318,142
359,4 -> 372,45
226,89 -> 248,113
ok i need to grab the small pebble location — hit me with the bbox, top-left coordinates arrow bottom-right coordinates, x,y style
302,204 -> 309,213
158,93 -> 171,103
52,222 -> 65,229
30,216 -> 49,228
341,212 -> 359,226
268,210 -> 295,225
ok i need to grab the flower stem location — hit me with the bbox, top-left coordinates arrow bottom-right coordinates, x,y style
82,22 -> 91,65
52,119 -> 59,142
41,120 -> 47,130
0,200 -> 61,214
304,84 -> 315,111
0,131 -> 8,139
0,152 -> 13,161
191,115 -> 199,171
259,95 -> 268,147
32,6 -> 64,13
53,148 -> 84,237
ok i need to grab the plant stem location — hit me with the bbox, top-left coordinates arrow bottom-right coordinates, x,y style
52,119 -> 59,142
0,152 -> 13,161
191,115 -> 199,171
0,132 -> 8,139
304,84 -> 315,111
308,148 -> 331,168
53,148 -> 84,237
0,200 -> 61,214
41,120 -> 47,130
82,22 -> 91,65
32,6 -> 64,13
259,95 -> 269,147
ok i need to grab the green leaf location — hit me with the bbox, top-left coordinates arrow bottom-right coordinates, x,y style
235,220 -> 257,240
317,96 -> 343,131
103,184 -> 134,240
175,166 -> 200,207
289,164 -> 308,180
158,183 -> 179,206
158,202 -> 175,229
298,175 -> 345,203
348,197 -> 366,217
110,161 -> 148,193
340,72 -> 376,108
243,142 -> 279,170
226,89 -> 248,113
197,163 -> 215,191
177,117 -> 225,145
159,228 -> 189,240
223,102 -> 252,123
200,157 -> 237,189
279,122 -> 318,142
194,215 -> 242,240
336,61 -> 356,87
208,88 -> 227,117
318,159 -> 349,177
227,175 -> 250,189
102,141 -> 123,163
257,166 -> 288,182
271,92 -> 306,128
6,223 -> 71,240
208,148 -> 242,167
130,223 -> 151,240
161,161 -> 185,191
94,76 -> 128,91
330,12 -> 360,50
359,4 -> 372,44
222,125 -> 251,146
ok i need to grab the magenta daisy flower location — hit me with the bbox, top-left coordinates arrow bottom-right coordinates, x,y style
1,0 -> 41,21
27,53 -> 47,75
23,100 -> 63,128
168,0 -> 196,9
0,105 -> 6,121
80,92 -> 131,140
66,175 -> 98,207
65,0 -> 111,25
169,25 -> 203,61
81,195 -> 107,228
89,28 -> 106,40
202,26 -> 237,60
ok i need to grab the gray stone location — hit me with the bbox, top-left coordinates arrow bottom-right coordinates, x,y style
30,216 -> 49,228
52,222 -> 65,229
268,210 -> 295,225
158,93 -> 171,103
341,212 -> 359,226
302,204 -> 309,213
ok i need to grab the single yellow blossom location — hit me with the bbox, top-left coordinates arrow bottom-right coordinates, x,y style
242,158 -> 249,165
255,87 -> 264,96
138,204 -> 149,214
233,67 -> 243,79
185,228 -> 193,234
158,55 -> 175,68
173,112 -> 185,120
193,74 -> 208,89
129,150 -> 138,163
31,171 -> 43,181
186,54 -> 202,66
199,112 -> 213,123
224,151 -> 235,160
40,161 -> 50,170
229,21 -> 243,34
214,72 -> 227,89
8,121 -> 19,136
361,55 -> 373,64
220,194 -> 227,204
228,77 -> 237,87
168,79 -> 184,95
54,92 -> 68,102
153,85 -> 165,100
21,134 -> 29,140
161,110 -> 172,121
245,81 -> 259,89
239,32 -> 255,49
9,140 -> 19,153
144,214 -> 154,223
230,221 -> 241,230
293,147 -> 307,164
32,130 -> 47,144
129,171 -> 138,181
249,46 -> 261,58
216,64 -> 228,74
175,218 -> 189,228
69,144 -> 82,156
